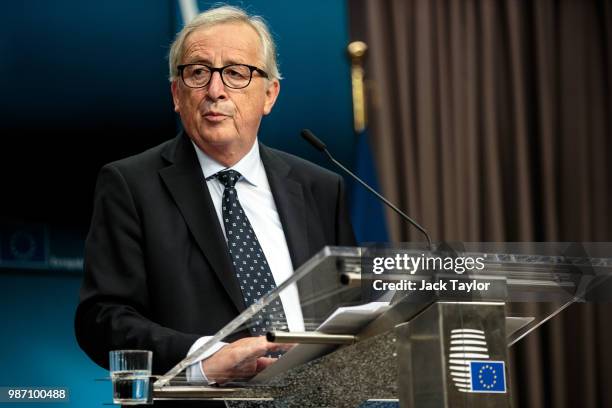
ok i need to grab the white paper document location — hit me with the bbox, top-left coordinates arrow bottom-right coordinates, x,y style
250,302 -> 390,383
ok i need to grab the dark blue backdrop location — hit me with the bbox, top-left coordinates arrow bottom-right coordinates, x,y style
0,1 -> 355,406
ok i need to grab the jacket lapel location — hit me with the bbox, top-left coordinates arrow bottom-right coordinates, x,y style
260,145 -> 326,324
259,144 -> 309,270
158,133 -> 245,313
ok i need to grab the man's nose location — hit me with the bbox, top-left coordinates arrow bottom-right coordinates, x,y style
207,71 -> 227,100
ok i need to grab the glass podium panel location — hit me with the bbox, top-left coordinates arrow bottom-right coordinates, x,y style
155,246 -> 366,390
470,242 -> 612,345
151,243 -> 612,403
357,242 -> 612,346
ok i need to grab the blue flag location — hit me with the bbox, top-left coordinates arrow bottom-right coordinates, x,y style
349,130 -> 389,244
469,361 -> 507,393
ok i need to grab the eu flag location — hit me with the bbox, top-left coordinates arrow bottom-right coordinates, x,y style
350,130 -> 389,244
469,361 -> 507,393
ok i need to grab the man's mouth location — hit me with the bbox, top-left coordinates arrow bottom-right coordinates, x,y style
203,112 -> 229,122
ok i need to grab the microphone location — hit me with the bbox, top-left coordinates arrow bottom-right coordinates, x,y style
301,129 -> 433,250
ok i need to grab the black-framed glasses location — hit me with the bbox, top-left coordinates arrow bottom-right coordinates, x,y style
177,63 -> 269,89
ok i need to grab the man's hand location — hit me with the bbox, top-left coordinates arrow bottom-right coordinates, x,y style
201,336 -> 292,385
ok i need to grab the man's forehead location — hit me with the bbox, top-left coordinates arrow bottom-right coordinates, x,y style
182,22 -> 262,63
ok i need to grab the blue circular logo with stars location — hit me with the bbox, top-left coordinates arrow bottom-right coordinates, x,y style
477,364 -> 498,389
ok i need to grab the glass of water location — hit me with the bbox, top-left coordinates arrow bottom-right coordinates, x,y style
109,350 -> 153,405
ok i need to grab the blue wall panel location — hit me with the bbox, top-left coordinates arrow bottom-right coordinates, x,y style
1,1 -> 354,406
0,273 -> 109,406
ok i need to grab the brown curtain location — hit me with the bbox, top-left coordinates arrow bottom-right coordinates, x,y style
348,0 -> 612,406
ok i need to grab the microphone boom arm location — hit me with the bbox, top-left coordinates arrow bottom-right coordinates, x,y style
324,150 -> 433,250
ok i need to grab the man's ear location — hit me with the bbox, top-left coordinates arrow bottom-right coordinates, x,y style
171,80 -> 180,113
262,79 -> 280,115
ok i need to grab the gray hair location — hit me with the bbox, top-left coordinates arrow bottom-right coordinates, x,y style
168,5 -> 282,81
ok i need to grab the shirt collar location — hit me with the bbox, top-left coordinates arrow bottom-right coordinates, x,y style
192,138 -> 265,187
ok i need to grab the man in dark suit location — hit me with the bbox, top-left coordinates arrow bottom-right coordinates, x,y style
75,5 -> 355,387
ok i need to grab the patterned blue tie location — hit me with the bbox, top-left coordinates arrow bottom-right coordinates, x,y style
215,169 -> 288,339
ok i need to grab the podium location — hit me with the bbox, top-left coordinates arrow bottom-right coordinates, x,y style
149,243 -> 612,407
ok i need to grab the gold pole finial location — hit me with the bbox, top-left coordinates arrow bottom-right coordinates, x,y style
347,41 -> 368,133
347,41 -> 368,60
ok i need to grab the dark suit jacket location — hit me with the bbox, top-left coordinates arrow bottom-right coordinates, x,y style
75,132 -> 356,376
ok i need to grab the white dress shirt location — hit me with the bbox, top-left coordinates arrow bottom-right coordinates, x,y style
186,139 -> 304,383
